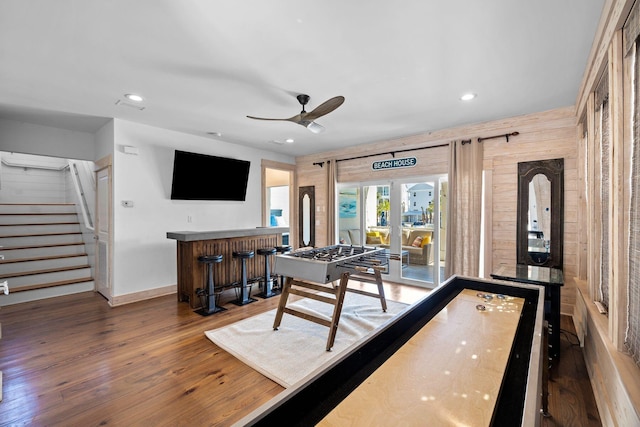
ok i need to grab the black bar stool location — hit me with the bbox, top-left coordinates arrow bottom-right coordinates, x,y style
232,250 -> 257,306
255,247 -> 278,299
195,254 -> 225,316
274,245 -> 292,289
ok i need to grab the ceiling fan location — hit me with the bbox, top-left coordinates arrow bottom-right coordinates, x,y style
247,94 -> 345,134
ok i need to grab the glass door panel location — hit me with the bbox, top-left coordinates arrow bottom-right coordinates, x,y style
337,176 -> 445,288
400,181 -> 436,285
338,187 -> 361,245
363,184 -> 390,246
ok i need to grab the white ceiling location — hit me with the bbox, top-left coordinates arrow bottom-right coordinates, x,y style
0,1 -> 604,158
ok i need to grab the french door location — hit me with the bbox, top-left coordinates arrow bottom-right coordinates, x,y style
337,175 -> 447,288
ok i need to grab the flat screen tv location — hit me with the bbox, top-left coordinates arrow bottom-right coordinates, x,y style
170,150 -> 250,201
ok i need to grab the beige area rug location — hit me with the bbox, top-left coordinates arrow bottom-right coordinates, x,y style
205,292 -> 408,387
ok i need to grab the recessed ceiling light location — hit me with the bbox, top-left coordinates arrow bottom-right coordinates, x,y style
285,138 -> 294,144
124,93 -> 144,102
460,93 -> 476,101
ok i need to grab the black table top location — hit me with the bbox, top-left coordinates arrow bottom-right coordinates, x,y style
491,264 -> 564,287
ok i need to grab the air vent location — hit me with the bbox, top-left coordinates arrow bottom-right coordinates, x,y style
115,99 -> 145,111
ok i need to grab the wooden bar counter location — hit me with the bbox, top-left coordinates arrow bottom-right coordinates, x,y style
167,227 -> 288,309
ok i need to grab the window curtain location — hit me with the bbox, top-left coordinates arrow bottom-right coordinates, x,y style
445,139 -> 483,278
326,159 -> 337,245
626,36 -> 640,366
596,71 -> 611,310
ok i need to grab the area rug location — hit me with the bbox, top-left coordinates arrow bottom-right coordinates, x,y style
204,292 -> 408,387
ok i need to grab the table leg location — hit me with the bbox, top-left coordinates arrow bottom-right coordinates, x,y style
326,273 -> 350,351
273,277 -> 292,330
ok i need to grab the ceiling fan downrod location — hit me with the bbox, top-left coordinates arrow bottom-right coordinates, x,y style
297,94 -> 310,113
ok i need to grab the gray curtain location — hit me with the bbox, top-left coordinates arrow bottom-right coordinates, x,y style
326,159 -> 337,245
445,139 -> 484,278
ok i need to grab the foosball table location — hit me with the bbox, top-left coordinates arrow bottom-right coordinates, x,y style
272,244 -> 390,351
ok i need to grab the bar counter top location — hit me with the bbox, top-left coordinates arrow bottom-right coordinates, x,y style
167,227 -> 289,242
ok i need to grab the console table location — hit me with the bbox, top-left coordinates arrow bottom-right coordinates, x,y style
491,264 -> 563,360
167,227 -> 288,309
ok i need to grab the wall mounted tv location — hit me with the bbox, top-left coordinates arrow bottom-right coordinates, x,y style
170,150 -> 250,201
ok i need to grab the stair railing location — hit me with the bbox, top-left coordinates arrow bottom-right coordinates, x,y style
68,161 -> 95,230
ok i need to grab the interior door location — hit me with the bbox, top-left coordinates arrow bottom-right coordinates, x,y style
95,166 -> 111,301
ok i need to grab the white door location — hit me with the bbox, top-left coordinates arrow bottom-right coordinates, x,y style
95,166 -> 111,300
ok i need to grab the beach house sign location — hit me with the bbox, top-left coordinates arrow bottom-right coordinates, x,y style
372,156 -> 417,171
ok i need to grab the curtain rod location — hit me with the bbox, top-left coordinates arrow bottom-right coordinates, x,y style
312,143 -> 449,167
312,131 -> 519,167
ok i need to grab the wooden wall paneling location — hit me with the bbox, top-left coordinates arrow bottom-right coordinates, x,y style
297,107 -> 579,311
296,161 -> 326,248
579,285 -> 640,426
483,164 -> 493,277
576,0 -> 631,120
577,122 -> 589,281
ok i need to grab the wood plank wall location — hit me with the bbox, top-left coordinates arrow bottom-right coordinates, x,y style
296,106 -> 578,314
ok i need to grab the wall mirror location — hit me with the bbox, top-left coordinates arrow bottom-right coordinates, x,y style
299,186 -> 315,247
517,158 -> 564,269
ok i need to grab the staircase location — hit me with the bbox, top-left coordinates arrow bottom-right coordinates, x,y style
0,203 -> 95,305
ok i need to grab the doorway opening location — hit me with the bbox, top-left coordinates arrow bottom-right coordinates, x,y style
337,175 -> 447,288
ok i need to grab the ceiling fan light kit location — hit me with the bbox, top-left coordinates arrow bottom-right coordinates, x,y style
247,94 -> 344,133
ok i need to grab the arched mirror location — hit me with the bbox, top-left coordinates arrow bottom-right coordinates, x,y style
299,186 -> 315,247
517,158 -> 563,268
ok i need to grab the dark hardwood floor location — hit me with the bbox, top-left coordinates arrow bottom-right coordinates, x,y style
0,283 -> 600,426
541,315 -> 602,427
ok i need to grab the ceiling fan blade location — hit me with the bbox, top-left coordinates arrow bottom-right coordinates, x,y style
246,114 -> 302,122
303,96 -> 345,121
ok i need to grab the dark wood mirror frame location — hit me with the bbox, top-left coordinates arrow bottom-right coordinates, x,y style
299,186 -> 315,247
517,158 -> 564,269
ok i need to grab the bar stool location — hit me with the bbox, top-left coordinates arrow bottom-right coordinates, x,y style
195,254 -> 225,316
274,245 -> 292,289
232,250 -> 257,306
255,247 -> 278,299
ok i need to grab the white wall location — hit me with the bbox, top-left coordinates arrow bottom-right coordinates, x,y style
110,119 -> 295,298
0,152 -> 68,203
0,118 -> 95,160
95,120 -> 114,161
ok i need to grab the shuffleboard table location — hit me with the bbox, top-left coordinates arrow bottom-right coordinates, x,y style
233,275 -> 546,427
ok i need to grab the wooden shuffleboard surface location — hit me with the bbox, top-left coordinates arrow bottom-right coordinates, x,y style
317,289 -> 525,427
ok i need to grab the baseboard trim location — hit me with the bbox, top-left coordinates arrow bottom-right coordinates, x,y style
111,284 -> 177,307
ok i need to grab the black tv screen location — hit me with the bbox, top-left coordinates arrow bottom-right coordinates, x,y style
170,150 -> 250,201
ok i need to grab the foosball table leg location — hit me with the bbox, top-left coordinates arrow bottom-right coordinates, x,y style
325,272 -> 350,351
273,276 -> 293,330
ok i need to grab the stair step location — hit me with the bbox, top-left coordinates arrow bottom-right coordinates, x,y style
0,243 -> 87,260
0,215 -> 79,224
0,254 -> 89,274
0,242 -> 85,251
0,253 -> 89,264
0,231 -> 82,238
0,203 -> 76,214
9,277 -> 94,293
1,266 -> 92,288
0,233 -> 84,246
0,202 -> 95,304
0,224 -> 81,234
